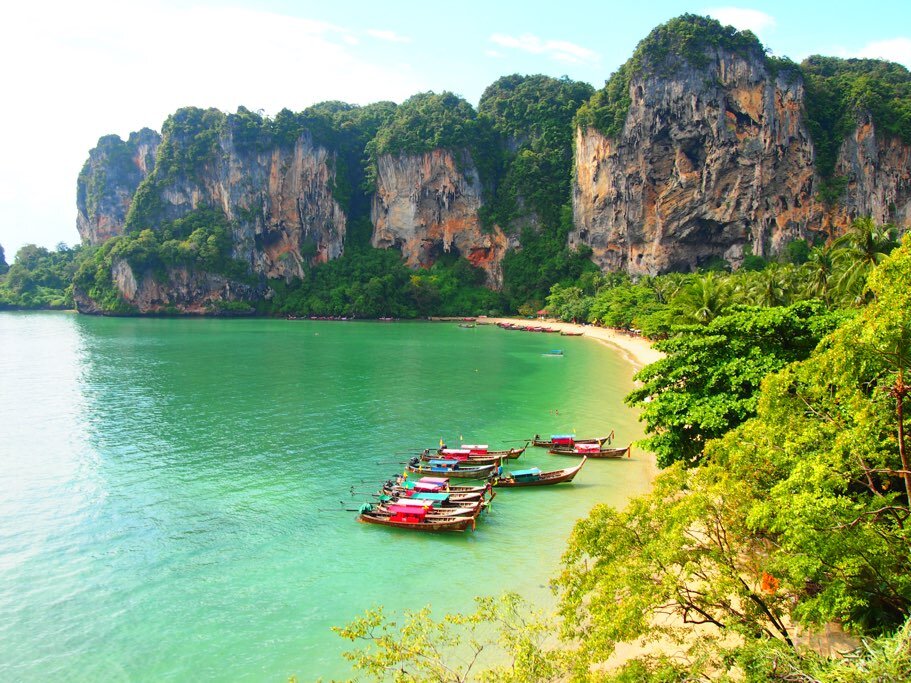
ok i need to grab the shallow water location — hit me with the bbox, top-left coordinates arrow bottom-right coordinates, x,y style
0,313 -> 652,681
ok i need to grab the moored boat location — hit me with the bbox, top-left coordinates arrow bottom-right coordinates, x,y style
560,331 -> 584,336
386,476 -> 491,496
423,448 -> 503,466
531,432 -> 613,448
358,503 -> 475,531
548,442 -> 630,458
493,457 -> 587,487
406,458 -> 498,479
435,443 -> 527,460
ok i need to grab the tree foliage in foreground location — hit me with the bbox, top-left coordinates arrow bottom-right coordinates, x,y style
332,238 -> 911,682
626,302 -> 848,467
332,593 -> 567,682
555,236 -> 911,677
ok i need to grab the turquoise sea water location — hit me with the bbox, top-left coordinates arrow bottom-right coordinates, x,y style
0,313 -> 652,681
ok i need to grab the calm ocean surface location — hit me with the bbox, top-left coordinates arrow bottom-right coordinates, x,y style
0,312 -> 653,681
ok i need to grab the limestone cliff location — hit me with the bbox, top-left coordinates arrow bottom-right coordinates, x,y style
571,48 -> 911,274
371,149 -> 508,285
73,258 -> 269,315
76,129 -> 160,245
127,122 -> 346,282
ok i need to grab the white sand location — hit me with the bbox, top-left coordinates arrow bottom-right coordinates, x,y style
482,317 -> 664,370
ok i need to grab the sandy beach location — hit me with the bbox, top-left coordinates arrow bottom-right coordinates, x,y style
483,317 -> 664,371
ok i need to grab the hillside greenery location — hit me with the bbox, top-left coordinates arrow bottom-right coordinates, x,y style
331,233 -> 911,683
0,243 -> 84,309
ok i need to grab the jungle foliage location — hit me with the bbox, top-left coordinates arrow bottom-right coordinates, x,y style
331,236 -> 911,683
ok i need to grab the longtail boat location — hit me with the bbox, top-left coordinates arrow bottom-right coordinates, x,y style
423,448 -> 503,466
358,503 -> 475,531
548,442 -> 630,458
370,498 -> 484,517
378,494 -> 486,513
531,432 -> 613,448
493,457 -> 587,487
386,476 -> 492,496
406,458 -> 498,479
382,482 -> 489,503
434,443 -> 527,460
560,331 -> 584,336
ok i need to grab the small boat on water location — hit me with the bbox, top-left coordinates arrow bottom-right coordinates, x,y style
493,457 -> 587,487
548,442 -> 630,458
458,323 -> 476,328
435,443 -> 527,460
422,448 -> 503,466
388,476 -> 491,496
532,433 -> 613,448
542,349 -> 563,356
358,502 -> 476,531
406,458 -> 498,479
374,495 -> 485,516
560,331 -> 584,336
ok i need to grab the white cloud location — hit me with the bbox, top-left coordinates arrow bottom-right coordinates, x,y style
704,7 -> 776,37
0,1 -> 426,254
485,50 -> 503,58
489,33 -> 599,65
854,37 -> 911,67
366,29 -> 412,44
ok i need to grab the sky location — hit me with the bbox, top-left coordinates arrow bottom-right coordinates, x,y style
2,0 -> 911,258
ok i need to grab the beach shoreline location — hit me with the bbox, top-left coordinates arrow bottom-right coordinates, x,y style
481,317 -> 664,371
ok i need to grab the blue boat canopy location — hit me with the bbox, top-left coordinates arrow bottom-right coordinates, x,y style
510,468 -> 542,477
411,492 -> 450,501
551,434 -> 574,440
429,459 -> 459,466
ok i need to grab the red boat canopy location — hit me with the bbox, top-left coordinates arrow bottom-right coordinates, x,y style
440,449 -> 471,456
419,477 -> 449,485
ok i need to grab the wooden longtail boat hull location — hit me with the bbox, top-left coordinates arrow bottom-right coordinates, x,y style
494,457 -> 587,487
422,451 -> 503,466
432,445 -> 526,460
358,512 -> 475,531
406,463 -> 497,479
382,487 -> 487,503
372,504 -> 482,518
532,435 -> 610,448
548,445 -> 630,458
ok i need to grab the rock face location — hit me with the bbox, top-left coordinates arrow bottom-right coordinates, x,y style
76,129 -> 160,245
73,258 -> 270,315
833,113 -> 911,229
129,130 -> 346,281
571,49 -> 911,274
371,149 -> 508,285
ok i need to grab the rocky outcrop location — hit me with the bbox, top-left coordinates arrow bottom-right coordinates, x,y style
371,149 -> 508,285
571,50 -> 911,274
76,129 -> 160,245
73,258 -> 270,315
131,131 -> 346,281
832,113 -> 911,228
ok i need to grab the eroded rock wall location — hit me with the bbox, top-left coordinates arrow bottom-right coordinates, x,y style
571,50 -> 911,274
139,132 -> 346,281
76,128 -> 161,245
371,149 -> 508,285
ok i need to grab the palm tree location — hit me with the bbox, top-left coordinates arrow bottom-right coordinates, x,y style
743,263 -> 792,307
802,245 -> 835,305
673,272 -> 732,324
832,217 -> 898,304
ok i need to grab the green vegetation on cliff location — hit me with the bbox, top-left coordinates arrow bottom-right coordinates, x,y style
802,56 -> 911,203
266,246 -> 502,319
